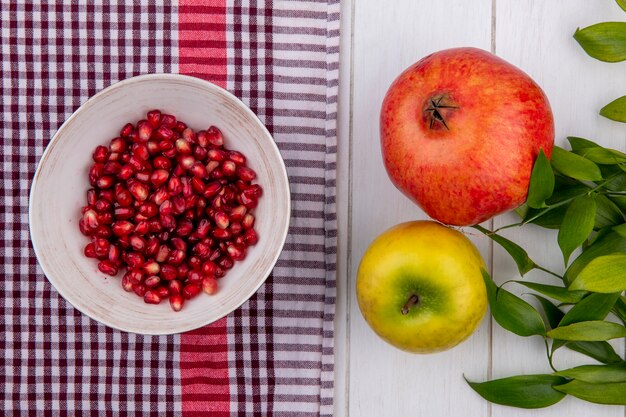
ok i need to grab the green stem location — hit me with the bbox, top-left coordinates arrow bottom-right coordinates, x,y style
545,338 -> 558,373
534,265 -> 563,280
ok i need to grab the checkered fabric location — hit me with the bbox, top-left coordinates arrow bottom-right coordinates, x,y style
1,1 -> 339,416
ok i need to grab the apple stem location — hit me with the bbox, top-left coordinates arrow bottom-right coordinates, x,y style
401,294 -> 420,315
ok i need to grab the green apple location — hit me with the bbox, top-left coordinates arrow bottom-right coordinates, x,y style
356,220 -> 487,353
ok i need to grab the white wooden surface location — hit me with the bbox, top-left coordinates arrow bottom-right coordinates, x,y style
335,1 -> 626,416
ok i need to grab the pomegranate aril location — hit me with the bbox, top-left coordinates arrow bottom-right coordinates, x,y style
170,237 -> 187,251
229,205 -> 247,222
103,161 -> 122,175
209,248 -> 222,262
94,225 -> 113,238
168,176 -> 183,196
202,181 -> 222,199
114,207 -> 134,220
243,229 -> 259,245
110,137 -> 126,153
156,245 -> 170,263
202,261 -> 219,276
117,234 -> 130,249
178,155 -> 195,170
193,219 -> 210,239
242,213 -> 255,229
128,181 -> 149,201
83,209 -> 99,231
145,237 -> 160,257
128,156 -> 145,172
213,228 -> 231,240
155,285 -> 170,299
93,238 -> 110,258
143,260 -> 160,275
236,166 -> 257,181
174,121 -> 187,133
160,264 -> 178,281
230,222 -> 243,236
190,177 -> 205,193
160,213 -> 176,229
132,143 -> 150,161
138,202 -> 158,218
129,235 -> 147,252
159,199 -> 173,215
192,243 -> 209,261
202,277 -> 218,295
122,274 -> 134,292
144,290 -> 161,305
151,169 -> 169,187
147,109 -> 162,128
221,161 -> 236,177
218,256 -> 234,270
208,149 -> 226,162
152,187 -> 170,206
137,120 -> 153,142
176,138 -> 192,155
144,275 -> 161,288
112,220 -> 134,236
89,163 -> 104,185
120,123 -> 134,138
168,279 -> 183,295
228,151 -> 246,165
108,244 -> 120,263
206,160 -> 220,175
214,211 -> 229,229
94,199 -> 111,213
169,295 -> 184,312
148,219 -> 163,233
134,220 -> 149,235
155,126 -> 174,140
193,145 -> 208,161
96,176 -> 114,189
97,212 -> 114,225
227,244 -> 246,261
245,184 -> 263,198
125,252 -> 145,268
98,260 -> 118,276
133,284 -> 147,297
168,249 -> 186,265
176,220 -> 194,236
153,155 -> 172,170
99,189 -> 116,203
160,114 -> 176,128
172,195 -> 186,215
84,243 -> 98,258
183,283 -> 201,300
119,164 -> 134,180
206,126 -> 224,146
147,141 -> 160,155
190,162 -> 208,178
87,189 -> 98,206
93,146 -> 109,163
187,270 -> 203,283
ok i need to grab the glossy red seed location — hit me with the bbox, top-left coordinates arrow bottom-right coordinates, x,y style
93,145 -> 109,163
144,290 -> 161,304
97,212 -> 114,225
125,252 -> 145,268
187,270 -> 203,283
229,205 -> 247,222
208,149 -> 226,162
120,123 -> 134,138
132,143 -> 150,162
193,145 -> 208,161
160,213 -> 176,229
148,219 -> 163,233
119,164 -> 134,180
156,245 -> 170,263
96,176 -> 114,189
178,263 -> 190,280
94,225 -> 112,238
147,109 -> 162,128
145,237 -> 160,257
155,126 -> 174,140
189,162 -> 208,178
182,283 -> 201,300
214,211 -> 229,229
112,220 -> 134,236
202,181 -> 222,198
147,141 -> 160,155
108,244 -> 120,263
103,161 -> 122,175
133,284 -> 147,297
83,209 -> 99,231
94,199 -> 111,213
122,274 -> 134,292
93,238 -> 110,258
151,169 -> 169,187
228,150 -> 246,165
137,120 -> 153,142
144,275 -> 161,288
243,228 -> 258,246
169,295 -> 184,311
98,260 -> 118,276
175,138 -> 192,155
160,114 -> 176,128
221,161 -> 236,177
134,220 -> 149,235
128,181 -> 148,201
241,213 -> 254,229
202,276 -> 218,295
189,254 -> 204,269
84,243 -> 98,258
160,264 -> 178,281
236,166 -> 257,181
167,249 -> 186,266
89,163 -> 104,185
110,137 -> 126,153
143,260 -> 160,275
206,160 -> 220,175
218,256 -> 234,270
138,202 -> 158,218
176,220 -> 193,236
152,187 -> 169,206
201,261 -> 219,276
229,222 -> 243,236
213,228 -> 231,240
206,126 -> 224,146
168,279 -> 183,295
168,176 -> 183,196
114,207 -> 134,220
153,155 -> 172,170
227,244 -> 246,261
129,235 -> 146,252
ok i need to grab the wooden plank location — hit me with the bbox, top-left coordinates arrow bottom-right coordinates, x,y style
492,1 -> 626,416
333,0 -> 354,415
348,1 -> 493,416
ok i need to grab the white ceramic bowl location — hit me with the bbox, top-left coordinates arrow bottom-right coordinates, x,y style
29,74 -> 290,334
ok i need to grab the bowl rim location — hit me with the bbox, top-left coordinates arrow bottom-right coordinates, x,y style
28,73 -> 291,334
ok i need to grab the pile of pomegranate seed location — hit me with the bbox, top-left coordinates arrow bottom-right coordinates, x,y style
79,110 -> 262,312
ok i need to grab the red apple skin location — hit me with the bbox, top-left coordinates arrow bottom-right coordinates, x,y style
380,47 -> 554,226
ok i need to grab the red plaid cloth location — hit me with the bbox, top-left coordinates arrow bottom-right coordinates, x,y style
0,1 -> 339,415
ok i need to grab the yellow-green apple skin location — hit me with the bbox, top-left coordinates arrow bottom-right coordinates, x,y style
356,220 -> 487,353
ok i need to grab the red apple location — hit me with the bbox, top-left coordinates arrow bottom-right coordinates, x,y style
380,47 -> 554,226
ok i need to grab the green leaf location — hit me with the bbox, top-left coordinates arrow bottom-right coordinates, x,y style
482,270 -> 546,337
614,296 -> 626,325
527,150 -> 555,209
555,363 -> 626,383
466,374 -> 567,409
594,194 -> 624,229
554,380 -> 626,405
611,195 -> 626,211
559,292 -> 620,326
529,294 -> 564,329
600,95 -> 626,123
576,147 -> 626,164
618,0 -> 626,12
558,195 -> 597,265
569,254 -> 626,292
567,136 -> 600,151
516,281 -> 586,304
566,341 -> 624,364
613,222 -> 626,238
564,232 -> 626,285
473,226 -> 535,275
547,321 -> 626,341
550,146 -> 602,181
573,22 -> 626,62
